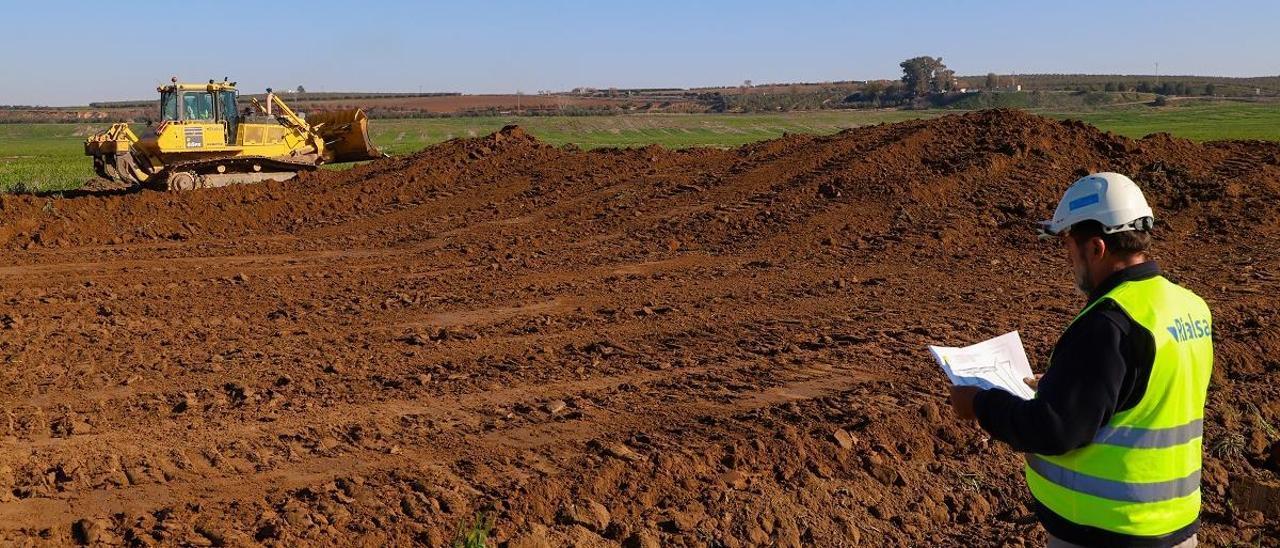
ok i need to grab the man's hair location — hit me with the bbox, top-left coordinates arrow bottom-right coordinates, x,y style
1068,220 -> 1151,257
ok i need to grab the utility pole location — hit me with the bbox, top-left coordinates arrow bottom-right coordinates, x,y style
1154,62 -> 1160,88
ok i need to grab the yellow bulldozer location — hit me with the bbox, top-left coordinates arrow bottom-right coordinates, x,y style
85,78 -> 385,191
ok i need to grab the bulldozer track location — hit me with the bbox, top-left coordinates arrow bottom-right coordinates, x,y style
149,156 -> 319,191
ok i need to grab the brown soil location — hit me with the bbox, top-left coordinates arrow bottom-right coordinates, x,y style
1,110 -> 1278,546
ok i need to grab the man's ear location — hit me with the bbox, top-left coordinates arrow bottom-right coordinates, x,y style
1091,237 -> 1107,260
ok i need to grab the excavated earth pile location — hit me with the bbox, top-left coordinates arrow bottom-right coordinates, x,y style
0,110 -> 1278,546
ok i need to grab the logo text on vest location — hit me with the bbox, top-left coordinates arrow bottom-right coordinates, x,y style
1166,316 -> 1210,342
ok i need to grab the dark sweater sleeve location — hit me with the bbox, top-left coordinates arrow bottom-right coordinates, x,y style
972,310 -> 1129,455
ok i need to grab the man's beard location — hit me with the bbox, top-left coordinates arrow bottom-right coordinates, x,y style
1073,247 -> 1093,296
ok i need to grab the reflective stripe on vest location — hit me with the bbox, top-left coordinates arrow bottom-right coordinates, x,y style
1026,455 -> 1202,503
1025,274 -> 1213,537
1093,418 -> 1203,449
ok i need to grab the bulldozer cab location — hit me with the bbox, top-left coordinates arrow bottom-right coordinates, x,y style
159,85 -> 240,144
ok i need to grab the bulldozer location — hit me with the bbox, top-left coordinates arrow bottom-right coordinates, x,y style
85,78 -> 385,191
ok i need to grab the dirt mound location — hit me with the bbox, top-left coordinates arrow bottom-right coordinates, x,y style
5,110 -> 1277,257
1,110 -> 1278,545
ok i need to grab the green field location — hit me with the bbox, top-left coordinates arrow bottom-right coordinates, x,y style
3,100 -> 1278,193
1051,101 -> 1280,141
0,124 -> 110,193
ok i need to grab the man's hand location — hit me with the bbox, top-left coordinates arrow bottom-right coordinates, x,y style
949,385 -> 981,421
1024,374 -> 1044,390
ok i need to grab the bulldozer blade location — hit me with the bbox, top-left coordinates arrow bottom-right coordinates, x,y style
308,109 -> 387,163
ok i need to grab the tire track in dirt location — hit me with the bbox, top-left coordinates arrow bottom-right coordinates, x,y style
0,358 -> 885,532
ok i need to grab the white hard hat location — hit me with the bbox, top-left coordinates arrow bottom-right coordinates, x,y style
1038,172 -> 1154,238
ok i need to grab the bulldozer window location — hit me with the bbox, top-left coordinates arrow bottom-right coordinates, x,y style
218,91 -> 239,122
161,91 -> 179,121
183,92 -> 215,121
218,90 -> 239,143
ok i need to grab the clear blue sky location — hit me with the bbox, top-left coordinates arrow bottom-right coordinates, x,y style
3,0 -> 1277,106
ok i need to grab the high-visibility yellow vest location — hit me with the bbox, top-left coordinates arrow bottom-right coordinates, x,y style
1025,275 -> 1213,537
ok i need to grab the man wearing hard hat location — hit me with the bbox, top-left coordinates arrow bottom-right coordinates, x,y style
949,173 -> 1212,547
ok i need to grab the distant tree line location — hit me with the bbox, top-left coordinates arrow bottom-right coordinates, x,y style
1088,81 -> 1218,96
969,73 -> 1280,96
87,92 -> 463,109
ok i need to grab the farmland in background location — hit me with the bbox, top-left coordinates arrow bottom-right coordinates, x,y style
4,100 -> 1280,193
